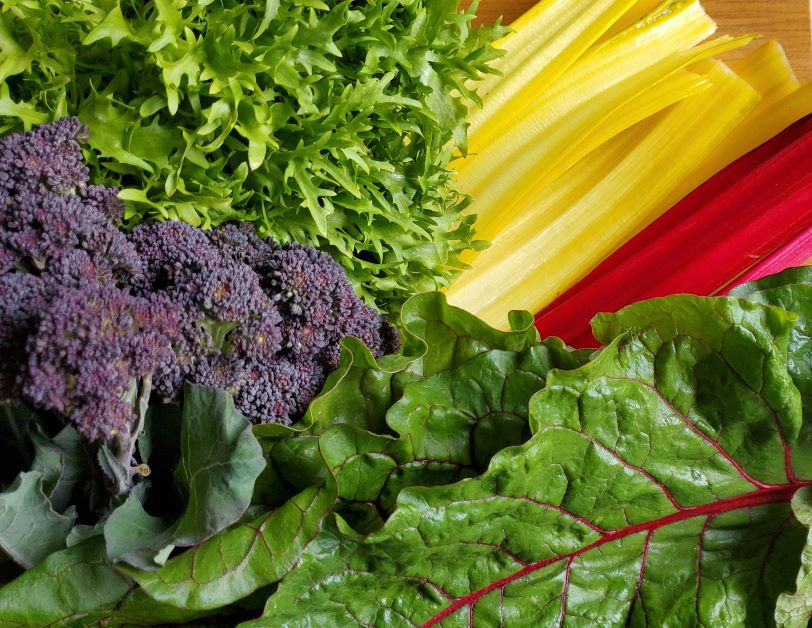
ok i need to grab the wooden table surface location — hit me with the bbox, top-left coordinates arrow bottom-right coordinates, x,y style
473,0 -> 812,80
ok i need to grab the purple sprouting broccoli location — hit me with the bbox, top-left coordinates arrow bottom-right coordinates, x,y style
0,118 -> 140,280
260,242 -> 401,367
233,356 -> 325,425
0,119 -> 401,441
21,285 -> 179,443
206,225 -> 402,422
0,272 -> 47,398
129,221 -> 284,400
20,284 -> 182,494
208,222 -> 277,270
131,221 -> 400,425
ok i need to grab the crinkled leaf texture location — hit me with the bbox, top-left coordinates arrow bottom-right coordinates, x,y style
104,384 -> 266,569
776,487 -> 812,627
126,293 -> 583,610
247,291 -> 812,626
731,266 -> 812,427
269,293 -> 588,531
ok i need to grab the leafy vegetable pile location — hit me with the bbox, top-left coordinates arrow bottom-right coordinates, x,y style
0,0 -> 505,312
1,260 -> 811,626
0,117 -> 398,429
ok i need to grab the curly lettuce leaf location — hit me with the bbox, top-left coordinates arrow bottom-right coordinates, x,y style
247,292 -> 812,626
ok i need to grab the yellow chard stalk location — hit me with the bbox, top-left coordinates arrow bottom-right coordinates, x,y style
447,61 -> 760,326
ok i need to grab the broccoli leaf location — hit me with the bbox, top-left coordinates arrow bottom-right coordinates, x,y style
0,404 -> 36,487
103,385 -> 266,569
0,471 -> 75,569
126,485 -> 336,610
246,293 -> 811,626
30,425 -> 88,513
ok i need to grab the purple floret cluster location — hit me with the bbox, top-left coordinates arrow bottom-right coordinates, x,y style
0,119 -> 400,445
130,221 -> 400,425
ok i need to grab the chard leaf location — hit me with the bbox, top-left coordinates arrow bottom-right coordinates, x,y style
776,487 -> 812,627
126,485 -> 336,610
268,293 -> 586,528
249,294 -> 811,626
732,267 -> 812,425
103,384 -> 266,569
0,539 -> 130,625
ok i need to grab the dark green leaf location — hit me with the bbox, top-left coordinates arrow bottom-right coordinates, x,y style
250,294 -> 811,626
0,404 -> 36,486
104,385 -> 266,569
0,471 -> 74,569
0,539 -> 130,625
271,293 -> 585,521
732,269 -> 812,478
30,425 -> 88,513
776,486 -> 812,627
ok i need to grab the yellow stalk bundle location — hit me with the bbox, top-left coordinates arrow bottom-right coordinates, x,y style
467,0 -> 638,144
665,41 -> 812,207
458,0 -> 734,242
446,0 -> 812,328
448,62 -> 759,325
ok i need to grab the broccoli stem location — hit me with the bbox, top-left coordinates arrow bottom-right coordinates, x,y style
110,374 -> 152,495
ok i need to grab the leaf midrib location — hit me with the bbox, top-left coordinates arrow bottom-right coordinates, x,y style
419,481 -> 812,628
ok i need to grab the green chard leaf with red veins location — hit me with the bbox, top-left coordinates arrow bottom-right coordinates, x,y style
0,0 -> 507,312
245,293 -> 812,627
731,266 -> 812,424
269,293 -> 588,530
776,486 -> 812,628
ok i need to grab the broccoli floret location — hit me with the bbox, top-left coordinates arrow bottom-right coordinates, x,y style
131,222 -> 400,424
129,221 -> 216,289
21,285 -> 180,444
130,221 -> 283,399
0,272 -> 47,398
44,249 -> 114,288
233,356 -> 325,425
0,119 -> 140,279
262,242 -> 400,363
208,222 -> 277,270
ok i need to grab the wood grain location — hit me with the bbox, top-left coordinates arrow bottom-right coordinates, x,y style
471,0 -> 812,80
